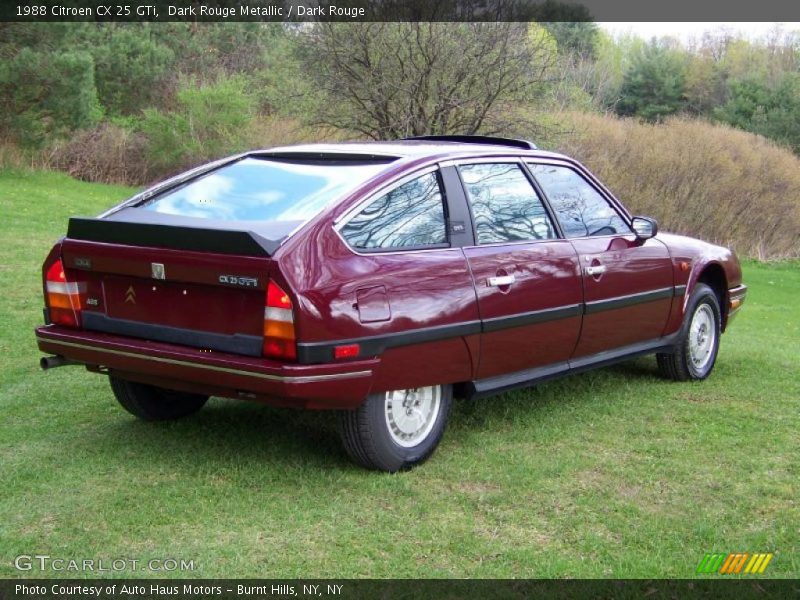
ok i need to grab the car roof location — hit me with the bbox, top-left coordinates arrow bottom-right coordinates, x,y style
256,140 -> 570,162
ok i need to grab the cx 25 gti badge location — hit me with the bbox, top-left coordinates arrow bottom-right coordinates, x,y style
218,275 -> 259,288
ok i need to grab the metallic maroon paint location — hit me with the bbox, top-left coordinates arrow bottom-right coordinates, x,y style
656,232 -> 743,333
36,325 -> 376,409
35,141 -> 747,412
463,240 -> 583,378
569,236 -> 673,357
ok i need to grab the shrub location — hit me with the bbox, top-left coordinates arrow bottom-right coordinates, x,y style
43,116 -> 336,187
555,112 -> 800,259
50,122 -> 151,186
138,75 -> 256,176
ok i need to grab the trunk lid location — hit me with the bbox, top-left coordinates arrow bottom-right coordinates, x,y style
61,219 -> 275,357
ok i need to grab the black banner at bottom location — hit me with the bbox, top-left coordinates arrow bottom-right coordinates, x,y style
2,580 -> 799,600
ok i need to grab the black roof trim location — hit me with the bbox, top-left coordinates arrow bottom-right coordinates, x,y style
403,135 -> 538,150
249,151 -> 399,163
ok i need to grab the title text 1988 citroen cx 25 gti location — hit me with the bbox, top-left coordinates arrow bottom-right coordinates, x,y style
36,136 -> 747,471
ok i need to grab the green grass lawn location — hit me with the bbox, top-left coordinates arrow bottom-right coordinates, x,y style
0,169 -> 798,579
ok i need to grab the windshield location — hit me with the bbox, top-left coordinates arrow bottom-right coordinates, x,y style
142,157 -> 391,222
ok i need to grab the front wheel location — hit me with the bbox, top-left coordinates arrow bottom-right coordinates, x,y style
338,384 -> 452,472
657,283 -> 721,381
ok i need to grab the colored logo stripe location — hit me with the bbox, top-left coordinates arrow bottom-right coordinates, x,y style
720,553 -> 749,574
745,553 -> 774,574
696,553 -> 773,574
696,554 -> 727,574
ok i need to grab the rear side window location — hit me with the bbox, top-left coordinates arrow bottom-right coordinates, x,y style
458,163 -> 556,244
142,157 -> 390,223
528,164 -> 631,238
339,172 -> 447,251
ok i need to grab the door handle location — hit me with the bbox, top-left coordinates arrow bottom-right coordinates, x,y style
585,265 -> 607,276
488,275 -> 516,287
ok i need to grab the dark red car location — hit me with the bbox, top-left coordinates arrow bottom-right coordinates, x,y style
36,136 -> 747,471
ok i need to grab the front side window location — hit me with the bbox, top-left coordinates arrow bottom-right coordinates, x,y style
528,164 -> 631,238
339,172 -> 447,250
458,163 -> 556,244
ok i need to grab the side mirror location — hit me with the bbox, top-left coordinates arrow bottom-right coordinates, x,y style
632,216 -> 658,240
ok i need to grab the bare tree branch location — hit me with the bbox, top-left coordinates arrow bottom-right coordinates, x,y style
300,23 -> 557,139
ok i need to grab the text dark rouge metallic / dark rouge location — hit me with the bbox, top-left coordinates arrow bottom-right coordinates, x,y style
35,137 -> 747,471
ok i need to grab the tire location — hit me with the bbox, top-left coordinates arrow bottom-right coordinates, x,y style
338,384 -> 452,472
109,376 -> 208,421
657,283 -> 721,381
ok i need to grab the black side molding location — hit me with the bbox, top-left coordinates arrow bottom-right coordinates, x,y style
584,287 -> 674,315
67,217 -> 278,257
295,287 -> 682,365
297,320 -> 482,364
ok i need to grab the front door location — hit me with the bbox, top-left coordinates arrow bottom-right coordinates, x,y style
455,161 -> 584,380
527,162 -> 674,358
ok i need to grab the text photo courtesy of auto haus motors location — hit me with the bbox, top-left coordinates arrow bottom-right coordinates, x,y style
37,136 -> 747,472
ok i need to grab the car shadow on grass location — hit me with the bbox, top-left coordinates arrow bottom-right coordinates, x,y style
91,357 -> 668,471
99,399 -> 353,472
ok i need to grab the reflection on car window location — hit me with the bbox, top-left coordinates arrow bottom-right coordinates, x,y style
340,172 -> 447,250
528,164 -> 630,238
458,163 -> 555,244
142,157 -> 389,223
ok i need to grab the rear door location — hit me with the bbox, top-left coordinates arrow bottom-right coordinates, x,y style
455,161 -> 583,380
527,162 -> 674,358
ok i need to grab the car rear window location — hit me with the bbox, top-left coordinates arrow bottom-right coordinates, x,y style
142,157 -> 391,223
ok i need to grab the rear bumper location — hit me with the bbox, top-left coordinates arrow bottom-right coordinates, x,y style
36,325 -> 377,409
727,284 -> 747,325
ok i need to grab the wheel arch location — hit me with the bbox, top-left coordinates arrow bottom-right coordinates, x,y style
688,262 -> 729,331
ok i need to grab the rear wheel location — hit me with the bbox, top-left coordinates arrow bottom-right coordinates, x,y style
109,376 -> 208,421
657,283 -> 721,381
338,384 -> 452,472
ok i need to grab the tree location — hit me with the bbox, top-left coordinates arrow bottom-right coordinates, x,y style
548,29 -> 628,111
543,21 -> 599,60
78,25 -> 174,116
0,48 -> 101,147
299,22 -> 557,139
713,75 -> 800,153
616,41 -> 689,122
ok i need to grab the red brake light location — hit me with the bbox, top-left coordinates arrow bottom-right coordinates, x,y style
334,344 -> 360,360
45,259 -> 85,328
266,281 -> 292,309
263,280 -> 296,360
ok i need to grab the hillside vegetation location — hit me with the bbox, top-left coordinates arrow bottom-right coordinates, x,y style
2,23 -> 799,258
557,112 -> 800,258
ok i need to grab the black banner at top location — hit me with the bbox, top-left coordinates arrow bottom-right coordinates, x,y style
3,0 -> 800,23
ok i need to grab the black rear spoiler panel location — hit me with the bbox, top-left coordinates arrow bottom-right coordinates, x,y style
67,217 -> 280,257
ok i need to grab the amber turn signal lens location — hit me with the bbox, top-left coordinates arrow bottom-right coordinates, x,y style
262,280 -> 297,361
45,259 -> 85,328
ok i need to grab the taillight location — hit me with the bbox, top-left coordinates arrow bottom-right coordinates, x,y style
263,280 -> 296,360
45,259 -> 86,328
